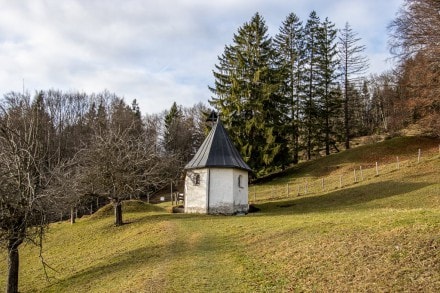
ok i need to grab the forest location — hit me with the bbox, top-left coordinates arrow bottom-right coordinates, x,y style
0,0 -> 439,292
209,1 -> 439,175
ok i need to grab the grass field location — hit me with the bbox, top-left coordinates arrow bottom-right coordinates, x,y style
1,136 -> 439,292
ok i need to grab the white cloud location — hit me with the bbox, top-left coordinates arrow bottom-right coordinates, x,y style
0,0 -> 404,114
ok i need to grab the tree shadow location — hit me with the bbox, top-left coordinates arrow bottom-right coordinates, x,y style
44,243 -> 169,291
43,221 -> 231,292
254,180 -> 432,215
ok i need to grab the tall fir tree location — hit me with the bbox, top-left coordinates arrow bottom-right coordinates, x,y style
274,12 -> 305,164
130,99 -> 144,137
357,80 -> 372,136
316,17 -> 341,155
302,11 -> 322,160
163,101 -> 183,155
209,13 -> 289,175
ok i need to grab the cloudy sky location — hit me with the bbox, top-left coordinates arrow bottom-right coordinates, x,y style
0,0 -> 403,114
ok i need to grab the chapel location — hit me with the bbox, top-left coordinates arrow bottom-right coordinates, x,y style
184,113 -> 251,214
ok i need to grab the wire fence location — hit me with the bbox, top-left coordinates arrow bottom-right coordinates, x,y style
249,145 -> 440,203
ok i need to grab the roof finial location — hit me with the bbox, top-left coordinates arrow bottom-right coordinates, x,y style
206,110 -> 218,123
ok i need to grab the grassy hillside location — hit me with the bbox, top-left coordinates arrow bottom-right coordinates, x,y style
1,136 -> 439,292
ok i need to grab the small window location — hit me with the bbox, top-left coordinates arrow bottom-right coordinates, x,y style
238,175 -> 243,188
195,174 -> 200,186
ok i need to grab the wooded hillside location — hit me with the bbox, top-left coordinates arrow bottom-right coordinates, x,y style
209,0 -> 439,175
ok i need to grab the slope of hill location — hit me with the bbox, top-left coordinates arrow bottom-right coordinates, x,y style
0,136 -> 439,292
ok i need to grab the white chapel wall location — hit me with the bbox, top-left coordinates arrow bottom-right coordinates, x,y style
208,168 -> 234,214
184,169 -> 208,213
185,167 -> 249,215
209,168 -> 249,214
232,168 -> 249,213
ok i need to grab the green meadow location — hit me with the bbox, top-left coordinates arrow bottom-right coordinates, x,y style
1,136 -> 439,292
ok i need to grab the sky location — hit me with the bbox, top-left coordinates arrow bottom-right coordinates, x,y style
0,0 -> 403,115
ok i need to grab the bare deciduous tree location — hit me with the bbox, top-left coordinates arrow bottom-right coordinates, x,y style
45,160 -> 84,224
77,124 -> 173,226
388,0 -> 440,64
338,22 -> 369,149
389,0 -> 440,136
0,93 -> 56,293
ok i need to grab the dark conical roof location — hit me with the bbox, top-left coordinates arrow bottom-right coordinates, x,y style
184,120 -> 252,172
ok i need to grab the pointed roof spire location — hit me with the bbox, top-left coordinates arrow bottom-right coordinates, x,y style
206,110 -> 218,123
185,118 -> 252,172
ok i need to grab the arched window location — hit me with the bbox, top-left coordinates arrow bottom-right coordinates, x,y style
195,174 -> 200,186
238,175 -> 243,188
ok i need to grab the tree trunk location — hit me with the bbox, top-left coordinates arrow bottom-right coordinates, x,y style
307,128 -> 311,160
293,128 -> 299,164
325,115 -> 330,156
7,238 -> 22,293
70,206 -> 76,224
344,71 -> 350,150
113,199 -> 123,226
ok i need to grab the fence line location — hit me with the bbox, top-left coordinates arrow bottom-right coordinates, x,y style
250,146 -> 439,202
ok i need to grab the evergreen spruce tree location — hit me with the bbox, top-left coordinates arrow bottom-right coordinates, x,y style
274,12 -> 305,164
164,101 -> 182,155
302,11 -> 322,160
96,99 -> 108,135
346,83 -> 363,136
130,99 -> 144,137
316,17 -> 340,155
358,80 -> 372,135
209,13 -> 288,175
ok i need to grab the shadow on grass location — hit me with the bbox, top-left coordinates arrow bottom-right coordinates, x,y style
255,180 -> 432,215
45,243 -> 170,291
44,226 -> 237,292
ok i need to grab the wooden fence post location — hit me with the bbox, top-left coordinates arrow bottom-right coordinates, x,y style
339,175 -> 342,188
375,162 -> 379,176
418,148 -> 421,163
321,178 -> 325,191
